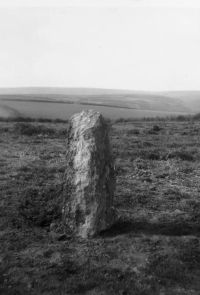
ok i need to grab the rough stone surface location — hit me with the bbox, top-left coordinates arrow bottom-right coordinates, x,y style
63,109 -> 115,238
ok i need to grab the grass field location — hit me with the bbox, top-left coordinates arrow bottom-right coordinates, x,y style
0,118 -> 200,294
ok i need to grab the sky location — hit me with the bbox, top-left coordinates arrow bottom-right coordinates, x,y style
0,0 -> 199,90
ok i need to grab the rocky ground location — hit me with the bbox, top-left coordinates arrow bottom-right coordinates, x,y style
0,118 -> 200,294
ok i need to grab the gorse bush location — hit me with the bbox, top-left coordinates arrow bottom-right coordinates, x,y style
152,125 -> 162,132
167,150 -> 195,161
126,129 -> 140,135
0,126 -> 9,133
18,185 -> 63,226
14,122 -> 57,136
147,125 -> 163,134
0,116 -> 68,123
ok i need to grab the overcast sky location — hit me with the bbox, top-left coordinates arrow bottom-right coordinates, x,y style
0,0 -> 199,90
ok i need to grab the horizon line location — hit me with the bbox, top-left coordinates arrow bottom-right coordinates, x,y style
0,86 -> 200,92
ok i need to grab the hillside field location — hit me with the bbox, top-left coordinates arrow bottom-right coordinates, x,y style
0,118 -> 200,294
1,99 -> 187,120
1,88 -> 200,119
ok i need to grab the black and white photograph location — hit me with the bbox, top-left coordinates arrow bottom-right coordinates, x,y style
0,0 -> 200,294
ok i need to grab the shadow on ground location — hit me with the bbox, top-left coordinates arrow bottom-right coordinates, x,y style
100,219 -> 200,237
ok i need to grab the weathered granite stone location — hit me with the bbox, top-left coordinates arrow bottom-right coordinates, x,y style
63,110 -> 115,238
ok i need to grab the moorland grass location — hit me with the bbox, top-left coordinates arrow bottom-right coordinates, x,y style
0,119 -> 200,294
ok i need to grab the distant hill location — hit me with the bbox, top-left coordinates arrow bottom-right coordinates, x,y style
0,87 -> 199,119
163,91 -> 200,112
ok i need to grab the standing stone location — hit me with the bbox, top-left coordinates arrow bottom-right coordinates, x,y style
63,109 -> 115,238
